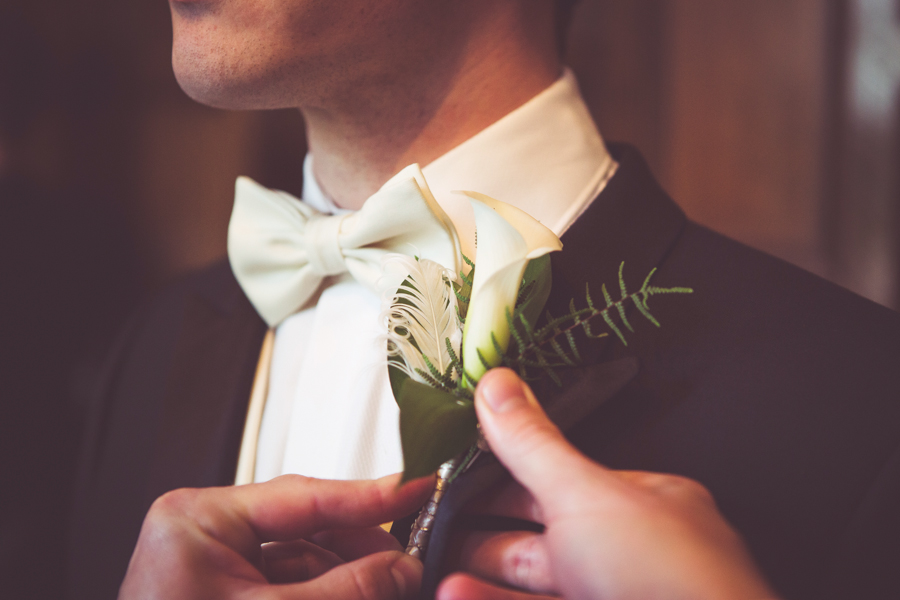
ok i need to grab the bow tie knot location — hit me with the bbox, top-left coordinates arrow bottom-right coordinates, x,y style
228,164 -> 461,327
305,213 -> 350,277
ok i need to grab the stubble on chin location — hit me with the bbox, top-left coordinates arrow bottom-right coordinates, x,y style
169,3 -> 305,110
168,0 -> 461,113
171,30 -> 295,110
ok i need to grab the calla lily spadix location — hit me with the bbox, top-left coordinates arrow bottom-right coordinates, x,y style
457,191 -> 563,385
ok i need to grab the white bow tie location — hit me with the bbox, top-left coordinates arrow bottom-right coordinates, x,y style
228,164 -> 461,326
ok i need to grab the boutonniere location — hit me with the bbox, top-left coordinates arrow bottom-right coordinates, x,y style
384,190 -> 692,559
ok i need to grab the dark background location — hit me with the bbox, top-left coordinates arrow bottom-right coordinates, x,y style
1,1 -> 898,598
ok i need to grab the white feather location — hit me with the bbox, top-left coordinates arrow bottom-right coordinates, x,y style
381,254 -> 461,384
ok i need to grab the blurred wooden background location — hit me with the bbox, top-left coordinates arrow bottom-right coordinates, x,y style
3,0 -> 899,308
572,0 -> 900,308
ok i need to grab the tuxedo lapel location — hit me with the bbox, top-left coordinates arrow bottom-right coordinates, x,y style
521,143 -> 688,451
417,143 -> 688,599
146,268 -> 267,497
66,262 -> 268,600
529,143 -> 687,405
546,143 -> 686,334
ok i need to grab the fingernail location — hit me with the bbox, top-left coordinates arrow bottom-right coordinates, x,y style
390,556 -> 421,599
481,370 -> 529,413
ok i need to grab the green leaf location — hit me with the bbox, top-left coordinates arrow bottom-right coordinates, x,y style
397,378 -> 478,482
517,255 -> 553,328
388,365 -> 409,407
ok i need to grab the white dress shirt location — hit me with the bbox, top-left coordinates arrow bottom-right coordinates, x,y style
252,68 -> 616,483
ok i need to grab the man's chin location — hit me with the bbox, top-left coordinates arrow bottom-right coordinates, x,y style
174,73 -> 244,110
171,43 -> 309,110
172,64 -> 276,110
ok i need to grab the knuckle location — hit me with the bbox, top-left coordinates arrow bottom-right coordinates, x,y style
625,471 -> 666,488
149,487 -> 200,518
677,475 -> 713,498
274,472 -> 311,486
143,488 -> 211,546
659,474 -> 715,504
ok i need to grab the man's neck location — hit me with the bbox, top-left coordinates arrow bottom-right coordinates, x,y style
300,7 -> 560,210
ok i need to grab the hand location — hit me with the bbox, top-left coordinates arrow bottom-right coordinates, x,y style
438,368 -> 779,600
119,473 -> 433,600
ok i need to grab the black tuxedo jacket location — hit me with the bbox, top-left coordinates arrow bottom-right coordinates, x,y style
65,144 -> 900,600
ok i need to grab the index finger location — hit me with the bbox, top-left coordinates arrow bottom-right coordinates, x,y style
232,473 -> 435,543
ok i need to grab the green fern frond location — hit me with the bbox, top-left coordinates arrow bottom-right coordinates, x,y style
618,263 -> 629,297
632,294 -> 661,327
585,283 -> 596,311
445,338 -> 463,377
601,310 -> 627,345
601,283 -> 614,308
516,280 -> 536,306
565,329 -> 581,362
647,286 -> 694,295
509,312 -> 527,353
414,367 -> 448,391
502,263 -> 692,383
640,267 -> 658,292
476,348 -> 492,373
422,354 -> 457,390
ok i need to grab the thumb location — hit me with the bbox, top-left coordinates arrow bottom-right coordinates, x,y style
474,368 -> 611,514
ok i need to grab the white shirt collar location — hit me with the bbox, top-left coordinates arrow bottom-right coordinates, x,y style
303,68 -> 616,260
302,154 -> 351,215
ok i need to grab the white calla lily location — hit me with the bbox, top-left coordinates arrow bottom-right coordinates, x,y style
458,191 -> 563,385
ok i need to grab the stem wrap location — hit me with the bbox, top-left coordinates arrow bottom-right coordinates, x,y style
405,458 -> 459,559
